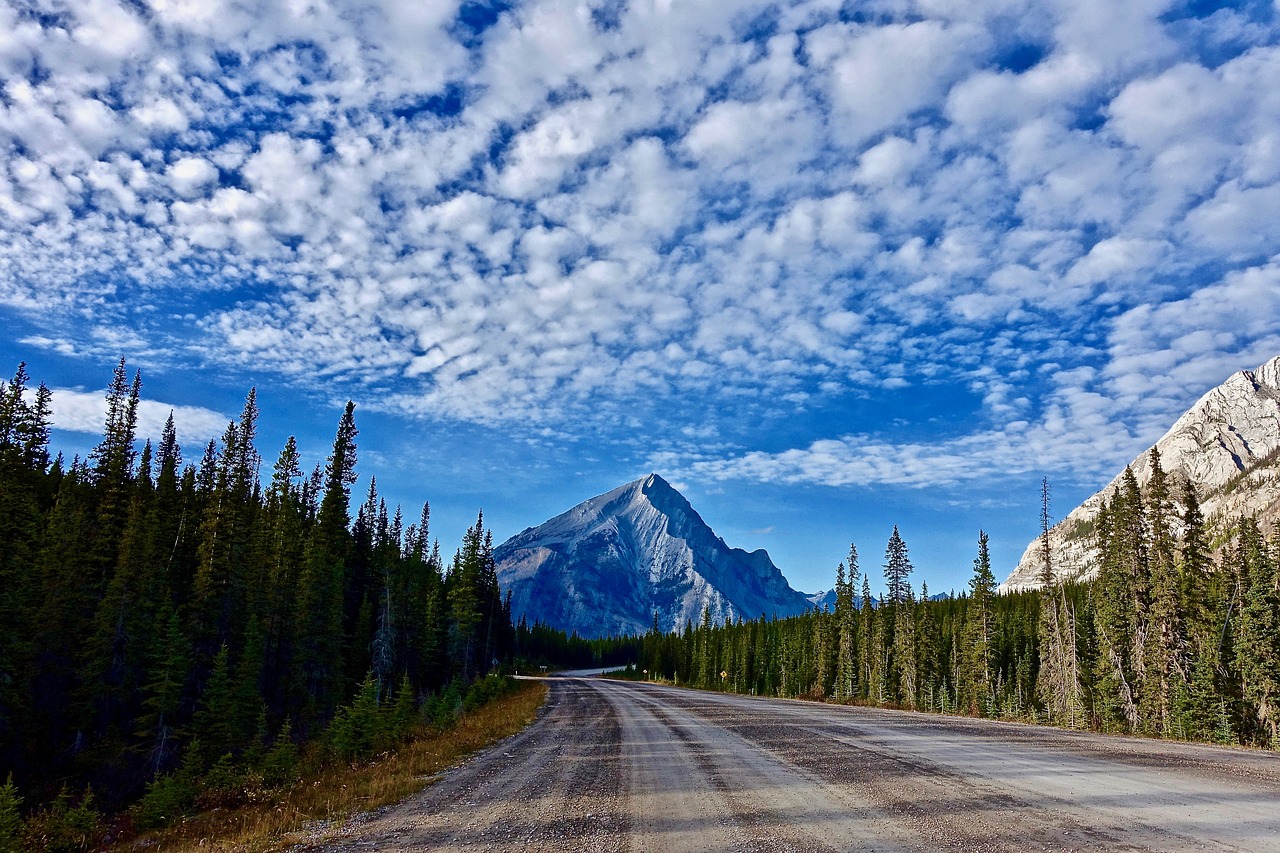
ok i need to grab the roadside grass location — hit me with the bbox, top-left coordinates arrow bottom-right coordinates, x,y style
117,680 -> 547,852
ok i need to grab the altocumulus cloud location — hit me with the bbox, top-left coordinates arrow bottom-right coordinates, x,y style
1,0 -> 1279,488
45,389 -> 229,445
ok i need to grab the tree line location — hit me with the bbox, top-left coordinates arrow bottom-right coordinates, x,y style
628,453 -> 1280,748
0,360 -> 515,827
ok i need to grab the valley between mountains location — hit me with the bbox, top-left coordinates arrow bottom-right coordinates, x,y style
309,675 -> 1280,853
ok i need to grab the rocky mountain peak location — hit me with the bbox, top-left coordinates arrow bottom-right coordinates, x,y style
494,475 -> 812,637
1001,354 -> 1280,591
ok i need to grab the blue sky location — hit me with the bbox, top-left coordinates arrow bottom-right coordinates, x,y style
3,0 -> 1280,598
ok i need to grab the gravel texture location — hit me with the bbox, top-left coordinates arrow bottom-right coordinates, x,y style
309,677 -> 1280,852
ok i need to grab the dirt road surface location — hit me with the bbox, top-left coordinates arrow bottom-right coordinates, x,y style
310,677 -> 1280,852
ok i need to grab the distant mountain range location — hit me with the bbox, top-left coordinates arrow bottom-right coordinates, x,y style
493,474 -> 813,637
1002,354 -> 1280,591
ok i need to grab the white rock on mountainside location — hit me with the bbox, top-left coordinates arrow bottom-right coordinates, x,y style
493,474 -> 813,638
1001,355 -> 1280,592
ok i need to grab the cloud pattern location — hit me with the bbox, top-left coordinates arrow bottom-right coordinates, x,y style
2,0 -> 1278,490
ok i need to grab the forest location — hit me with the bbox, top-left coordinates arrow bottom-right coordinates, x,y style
3,357 -> 1280,848
0,360 -> 523,846
625,461 -> 1280,748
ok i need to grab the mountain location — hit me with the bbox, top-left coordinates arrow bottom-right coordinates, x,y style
807,589 -> 837,610
1001,354 -> 1280,591
493,474 -> 814,637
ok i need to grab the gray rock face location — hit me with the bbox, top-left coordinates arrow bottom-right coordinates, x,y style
494,474 -> 814,637
1002,355 -> 1280,591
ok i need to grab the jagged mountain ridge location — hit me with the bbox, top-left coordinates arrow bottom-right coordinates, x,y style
1002,354 -> 1280,591
494,474 -> 813,637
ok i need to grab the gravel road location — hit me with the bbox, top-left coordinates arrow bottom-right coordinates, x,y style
312,677 -> 1280,852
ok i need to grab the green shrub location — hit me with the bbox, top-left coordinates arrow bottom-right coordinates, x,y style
21,786 -> 101,853
464,674 -> 514,712
195,753 -> 245,810
387,673 -> 418,741
0,774 -> 22,853
260,719 -> 300,788
327,674 -> 384,762
424,680 -> 464,730
131,772 -> 195,831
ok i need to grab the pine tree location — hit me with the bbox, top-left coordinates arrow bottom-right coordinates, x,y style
812,604 -> 833,698
1141,448 -> 1183,736
0,365 -> 49,770
90,359 -> 141,572
1236,519 -> 1280,746
834,546 -> 859,700
883,526 -> 913,605
882,528 -> 915,704
193,645 -> 237,765
31,462 -> 99,778
294,403 -> 358,725
1173,482 -> 1218,739
137,600 -> 189,776
0,772 -> 22,852
894,583 -> 918,706
448,521 -> 483,682
257,437 -> 304,715
191,390 -> 262,666
85,440 -> 160,741
860,574 -> 876,701
961,530 -> 996,715
915,582 -> 939,709
1037,479 -> 1083,726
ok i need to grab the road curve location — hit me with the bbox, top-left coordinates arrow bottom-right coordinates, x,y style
312,677 -> 1280,852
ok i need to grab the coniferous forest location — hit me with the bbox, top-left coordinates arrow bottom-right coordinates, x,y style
626,457 -> 1280,750
4,359 -> 1280,848
0,360 -> 520,842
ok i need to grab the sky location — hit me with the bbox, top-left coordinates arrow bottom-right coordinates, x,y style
3,0 -> 1280,599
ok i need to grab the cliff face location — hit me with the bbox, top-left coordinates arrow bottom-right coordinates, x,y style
1002,355 -> 1280,591
494,474 -> 813,637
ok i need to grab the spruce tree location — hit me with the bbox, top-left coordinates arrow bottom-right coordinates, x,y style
0,772 -> 21,852
883,526 -> 913,605
1236,519 -> 1280,746
90,359 -> 141,571
294,403 -> 358,725
860,574 -> 876,701
191,391 -> 262,667
1141,448 -> 1183,736
1173,482 -> 1218,739
894,583 -> 919,706
193,645 -> 237,765
31,463 -> 99,779
0,365 -> 48,770
137,600 -> 189,776
85,440 -> 160,741
259,437 -> 305,714
834,549 -> 859,700
1037,478 -> 1083,726
961,530 -> 996,715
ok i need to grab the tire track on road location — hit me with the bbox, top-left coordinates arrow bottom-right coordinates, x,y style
311,679 -> 627,853
311,677 -> 1280,852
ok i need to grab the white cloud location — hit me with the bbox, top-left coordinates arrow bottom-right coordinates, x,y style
815,20 -> 988,144
49,388 -> 229,444
0,0 -> 1276,500
167,156 -> 219,199
1064,237 -> 1169,286
1184,181 -> 1280,257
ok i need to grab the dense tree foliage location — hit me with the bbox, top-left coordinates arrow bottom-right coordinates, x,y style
628,461 -> 1280,749
4,358 -> 1279,845
0,361 -> 515,838
511,619 -> 643,671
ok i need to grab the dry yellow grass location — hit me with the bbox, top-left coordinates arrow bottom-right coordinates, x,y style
117,680 -> 547,852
